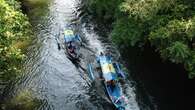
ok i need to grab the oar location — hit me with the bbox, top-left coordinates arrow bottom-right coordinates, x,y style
55,31 -> 61,50
55,37 -> 61,50
44,29 -> 61,50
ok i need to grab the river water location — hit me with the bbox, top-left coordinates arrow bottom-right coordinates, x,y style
9,0 -> 155,110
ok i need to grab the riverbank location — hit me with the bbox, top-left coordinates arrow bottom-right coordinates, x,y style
0,0 -> 42,109
20,0 -> 50,23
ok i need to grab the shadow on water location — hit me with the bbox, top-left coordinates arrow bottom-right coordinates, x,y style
122,44 -> 195,110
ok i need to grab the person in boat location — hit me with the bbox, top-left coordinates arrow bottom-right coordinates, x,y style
107,79 -> 116,92
67,41 -> 72,49
108,80 -> 125,105
67,41 -> 76,54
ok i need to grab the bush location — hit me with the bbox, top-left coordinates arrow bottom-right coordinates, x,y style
0,0 -> 31,87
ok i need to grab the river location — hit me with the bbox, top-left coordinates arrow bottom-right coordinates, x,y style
7,0 -> 155,110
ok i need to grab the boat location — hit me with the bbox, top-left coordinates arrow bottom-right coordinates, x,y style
64,29 -> 81,61
87,52 -> 126,110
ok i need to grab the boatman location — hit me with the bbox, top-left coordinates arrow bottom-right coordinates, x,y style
68,41 -> 76,54
107,80 -> 116,92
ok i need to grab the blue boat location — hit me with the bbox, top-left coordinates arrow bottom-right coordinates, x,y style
87,53 -> 126,110
64,29 -> 81,61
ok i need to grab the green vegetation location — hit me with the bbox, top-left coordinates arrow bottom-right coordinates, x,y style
85,0 -> 195,78
0,0 -> 43,109
84,0 -> 122,23
2,89 -> 41,110
0,0 -> 31,89
21,0 -> 50,21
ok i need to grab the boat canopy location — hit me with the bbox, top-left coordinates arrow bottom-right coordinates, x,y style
98,56 -> 117,81
64,30 -> 75,42
64,30 -> 74,35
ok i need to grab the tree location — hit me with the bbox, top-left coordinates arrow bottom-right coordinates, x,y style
85,0 -> 195,78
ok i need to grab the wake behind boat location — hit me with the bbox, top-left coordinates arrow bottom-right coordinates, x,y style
87,52 -> 126,110
64,29 -> 82,61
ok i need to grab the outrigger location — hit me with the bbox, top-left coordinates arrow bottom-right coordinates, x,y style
64,29 -> 82,61
87,52 -> 126,110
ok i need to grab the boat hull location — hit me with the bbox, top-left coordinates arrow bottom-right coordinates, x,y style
104,82 -> 125,110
